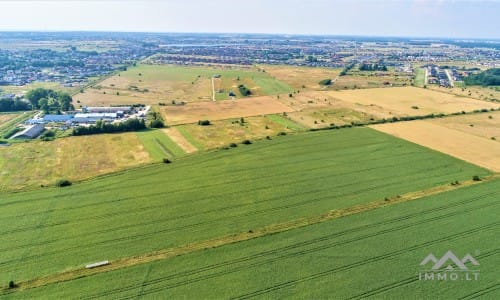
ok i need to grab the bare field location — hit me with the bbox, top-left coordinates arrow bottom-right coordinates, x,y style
428,111 -> 500,141
161,97 -> 295,125
329,86 -> 500,116
176,116 -> 296,150
0,133 -> 151,190
371,121 -> 500,172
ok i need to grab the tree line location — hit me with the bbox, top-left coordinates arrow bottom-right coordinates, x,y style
464,68 -> 500,86
72,118 -> 146,136
359,63 -> 388,71
0,98 -> 31,112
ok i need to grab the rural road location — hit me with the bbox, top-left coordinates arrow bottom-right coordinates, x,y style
445,69 -> 455,87
211,77 -> 216,101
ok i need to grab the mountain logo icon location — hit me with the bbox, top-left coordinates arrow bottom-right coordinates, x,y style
420,251 -> 479,270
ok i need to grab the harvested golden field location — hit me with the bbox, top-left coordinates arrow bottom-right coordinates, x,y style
0,133 -> 151,190
329,86 -> 500,116
161,97 -> 295,125
427,85 -> 500,102
263,65 -> 341,90
176,116 -> 296,150
371,121 -> 500,172
428,111 -> 500,141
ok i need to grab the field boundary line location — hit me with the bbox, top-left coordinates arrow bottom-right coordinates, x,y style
3,173 -> 499,294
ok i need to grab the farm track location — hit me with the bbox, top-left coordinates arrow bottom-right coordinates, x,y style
2,176 -> 497,295
81,194 -> 500,299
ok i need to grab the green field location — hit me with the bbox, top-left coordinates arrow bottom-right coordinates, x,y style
414,67 -> 426,87
10,177 -> 499,299
135,129 -> 185,161
266,114 -> 307,131
0,127 -> 490,297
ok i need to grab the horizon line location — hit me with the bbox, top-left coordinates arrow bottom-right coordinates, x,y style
0,30 -> 499,42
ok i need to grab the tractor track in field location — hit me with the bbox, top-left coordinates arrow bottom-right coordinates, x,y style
83,196 -> 500,299
1,175 -> 498,295
231,223 -> 500,300
347,248 -> 500,299
459,283 -> 500,299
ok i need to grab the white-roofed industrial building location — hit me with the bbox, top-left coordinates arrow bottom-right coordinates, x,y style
11,124 -> 45,139
84,106 -> 131,114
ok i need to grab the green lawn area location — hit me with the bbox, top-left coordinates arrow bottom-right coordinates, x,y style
135,129 -> 185,161
415,67 -> 426,87
266,114 -> 307,131
0,127 -> 490,295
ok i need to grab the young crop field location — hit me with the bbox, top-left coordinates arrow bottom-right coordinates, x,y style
0,133 -> 151,190
173,116 -> 299,150
161,96 -> 295,125
74,64 -> 293,106
0,128 -> 490,295
371,120 -> 500,172
8,177 -> 499,299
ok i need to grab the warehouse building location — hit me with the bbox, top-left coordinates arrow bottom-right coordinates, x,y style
11,124 -> 45,139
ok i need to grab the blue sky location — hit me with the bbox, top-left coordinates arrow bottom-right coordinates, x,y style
0,0 -> 498,39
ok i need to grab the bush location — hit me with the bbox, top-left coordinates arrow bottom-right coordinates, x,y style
150,119 -> 165,128
198,120 -> 211,126
229,143 -> 238,148
241,139 -> 252,145
55,179 -> 72,187
277,132 -> 287,136
318,79 -> 332,86
472,175 -> 481,181
162,158 -> 171,164
8,280 -> 16,289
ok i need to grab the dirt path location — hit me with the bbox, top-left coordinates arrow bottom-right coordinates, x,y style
162,127 -> 198,153
4,174 -> 498,295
